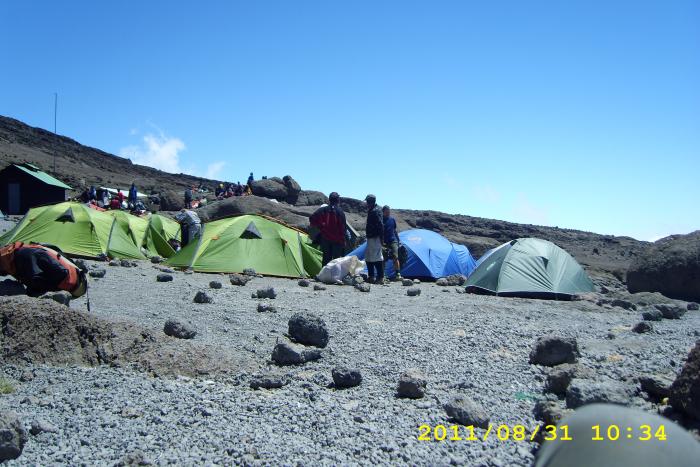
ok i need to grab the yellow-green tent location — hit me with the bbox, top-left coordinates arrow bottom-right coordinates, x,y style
165,214 -> 321,277
107,211 -> 180,258
0,202 -> 146,260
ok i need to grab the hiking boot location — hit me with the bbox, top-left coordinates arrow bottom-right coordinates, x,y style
395,273 -> 403,281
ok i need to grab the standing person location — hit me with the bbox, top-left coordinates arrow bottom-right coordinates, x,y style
128,183 -> 138,207
184,186 -> 193,209
175,209 -> 201,247
309,192 -> 347,265
89,185 -> 97,202
382,205 -> 402,281
364,194 -> 384,284
247,172 -> 254,186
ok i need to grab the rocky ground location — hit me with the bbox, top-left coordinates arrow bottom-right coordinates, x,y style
1,258 -> 699,465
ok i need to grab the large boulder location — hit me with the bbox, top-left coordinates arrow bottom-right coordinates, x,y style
250,179 -> 288,201
669,341 -> 700,420
0,411 -> 27,461
295,190 -> 328,207
627,231 -> 700,302
159,190 -> 185,211
197,196 -> 309,230
283,175 -> 302,204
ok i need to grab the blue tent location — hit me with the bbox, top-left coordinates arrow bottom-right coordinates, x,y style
348,228 -> 477,279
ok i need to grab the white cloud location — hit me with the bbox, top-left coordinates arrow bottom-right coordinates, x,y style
511,194 -> 549,226
120,132 -> 186,174
206,161 -> 226,179
129,128 -> 139,136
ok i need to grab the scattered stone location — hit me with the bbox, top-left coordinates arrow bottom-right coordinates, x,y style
163,319 -> 197,339
89,269 -> 106,278
352,276 -> 364,286
29,419 -> 58,436
566,379 -> 635,409
156,274 -> 173,282
654,303 -> 686,320
42,291 -> 71,306
632,321 -> 653,334
193,291 -> 213,304
402,278 -> 414,286
441,274 -> 467,286
313,284 -> 326,291
271,341 -> 322,365
529,336 -> 579,366
288,313 -> 329,348
150,256 -> 163,264
406,287 -> 421,297
688,302 -> 699,311
641,308 -> 663,321
229,274 -> 252,286
669,341 -> 700,420
19,371 -> 34,383
341,276 -> 354,286
250,373 -> 289,390
257,303 -> 277,313
243,268 -> 257,276
255,287 -> 277,299
0,411 -> 27,461
436,278 -> 449,287
639,374 -> 674,400
413,279 -> 421,284
116,449 -> 153,467
119,259 -> 133,268
73,258 -> 88,271
209,281 -> 222,289
396,369 -> 427,399
332,368 -> 362,388
355,283 -> 370,293
298,279 -> 310,287
545,363 -> 593,396
443,395 -> 489,428
108,260 -> 119,266
157,267 -> 175,274
533,399 -> 571,427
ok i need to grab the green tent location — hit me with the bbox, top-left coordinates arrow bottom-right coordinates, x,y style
0,202 -> 146,260
465,238 -> 594,299
143,213 -> 181,258
107,211 -> 180,258
165,214 -> 322,277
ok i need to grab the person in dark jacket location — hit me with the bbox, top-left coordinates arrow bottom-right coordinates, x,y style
128,183 -> 138,207
364,194 -> 384,283
0,242 -> 87,298
184,187 -> 193,209
382,205 -> 402,280
309,192 -> 347,265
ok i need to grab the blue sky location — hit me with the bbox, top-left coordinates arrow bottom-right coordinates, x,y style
1,1 -> 698,241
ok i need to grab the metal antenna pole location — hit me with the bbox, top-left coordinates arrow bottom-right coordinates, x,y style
53,92 -> 58,174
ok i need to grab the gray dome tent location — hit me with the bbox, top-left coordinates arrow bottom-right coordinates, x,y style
465,238 -> 594,299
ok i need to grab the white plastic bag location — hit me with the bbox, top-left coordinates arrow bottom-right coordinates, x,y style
316,255 -> 365,284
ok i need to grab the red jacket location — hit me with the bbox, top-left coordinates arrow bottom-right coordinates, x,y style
310,204 -> 346,245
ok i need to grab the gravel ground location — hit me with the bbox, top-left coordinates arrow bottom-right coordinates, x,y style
1,259 -> 699,466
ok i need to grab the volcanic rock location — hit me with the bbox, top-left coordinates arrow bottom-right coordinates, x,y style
566,378 -> 635,409
288,313 -> 329,348
669,341 -> 700,420
0,411 -> 27,461
271,341 -> 322,366
396,369 -> 427,399
332,368 -> 363,388
193,291 -> 213,304
156,274 -> 173,282
163,320 -> 196,339
443,395 -> 489,428
627,231 -> 700,302
529,336 -> 579,366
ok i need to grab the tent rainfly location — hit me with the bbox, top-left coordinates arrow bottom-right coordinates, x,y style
165,214 -> 322,278
107,211 -> 181,258
465,238 -> 595,299
0,201 -> 146,260
348,228 -> 477,279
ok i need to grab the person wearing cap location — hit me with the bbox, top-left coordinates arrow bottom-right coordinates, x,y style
309,192 -> 347,265
364,194 -> 385,284
382,205 -> 402,281
0,242 -> 88,298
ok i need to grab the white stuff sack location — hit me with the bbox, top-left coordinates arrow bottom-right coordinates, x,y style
317,255 -> 365,284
